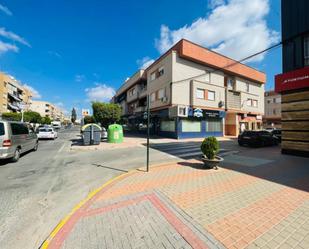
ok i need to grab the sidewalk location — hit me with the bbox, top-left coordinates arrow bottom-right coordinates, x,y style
42,153 -> 309,249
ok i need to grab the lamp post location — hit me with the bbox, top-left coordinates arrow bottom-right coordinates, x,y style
144,94 -> 150,172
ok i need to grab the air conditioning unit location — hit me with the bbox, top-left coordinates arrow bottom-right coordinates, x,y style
168,105 -> 188,118
161,96 -> 168,103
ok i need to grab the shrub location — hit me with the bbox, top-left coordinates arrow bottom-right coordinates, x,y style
200,136 -> 219,160
83,115 -> 95,124
1,112 -> 21,121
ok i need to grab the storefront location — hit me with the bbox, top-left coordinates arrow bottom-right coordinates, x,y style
225,111 -> 262,136
158,107 -> 225,139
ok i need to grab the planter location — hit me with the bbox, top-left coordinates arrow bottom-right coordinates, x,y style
201,155 -> 224,169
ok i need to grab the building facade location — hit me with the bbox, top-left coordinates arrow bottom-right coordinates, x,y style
114,39 -> 265,139
275,0 -> 309,156
29,100 -> 64,121
263,91 -> 281,129
0,72 -> 33,114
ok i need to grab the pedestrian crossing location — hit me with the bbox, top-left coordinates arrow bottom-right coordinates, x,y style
150,142 -> 231,159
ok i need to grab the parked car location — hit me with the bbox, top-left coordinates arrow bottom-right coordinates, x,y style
271,129 -> 282,143
0,121 -> 39,162
37,127 -> 58,140
238,130 -> 279,147
101,127 -> 108,140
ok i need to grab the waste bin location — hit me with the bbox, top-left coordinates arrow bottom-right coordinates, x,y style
81,123 -> 102,145
108,124 -> 123,143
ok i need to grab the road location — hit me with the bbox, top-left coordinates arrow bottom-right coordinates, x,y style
0,127 -> 246,249
0,127 -> 155,249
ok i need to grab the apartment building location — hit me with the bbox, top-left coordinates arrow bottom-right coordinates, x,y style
114,39 -> 265,139
0,72 -> 33,114
29,100 -> 64,121
263,91 -> 281,129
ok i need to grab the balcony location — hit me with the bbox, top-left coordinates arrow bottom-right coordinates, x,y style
134,106 -> 146,113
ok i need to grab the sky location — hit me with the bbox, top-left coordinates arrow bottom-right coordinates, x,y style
0,0 -> 281,117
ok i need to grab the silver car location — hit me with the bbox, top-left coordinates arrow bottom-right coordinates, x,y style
0,121 -> 39,162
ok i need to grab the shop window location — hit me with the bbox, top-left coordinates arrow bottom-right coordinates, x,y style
206,119 -> 222,132
196,88 -> 204,99
160,120 -> 175,132
182,120 -> 201,132
208,91 -> 215,101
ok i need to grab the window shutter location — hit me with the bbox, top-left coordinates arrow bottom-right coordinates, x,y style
204,89 -> 208,100
224,77 -> 227,87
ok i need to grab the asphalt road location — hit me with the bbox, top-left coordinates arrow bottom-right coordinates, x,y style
0,127 -> 156,249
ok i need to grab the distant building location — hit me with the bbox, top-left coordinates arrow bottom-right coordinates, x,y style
113,39 -> 266,138
29,100 -> 64,121
263,91 -> 281,129
82,109 -> 90,117
0,72 -> 33,114
275,0 -> 309,157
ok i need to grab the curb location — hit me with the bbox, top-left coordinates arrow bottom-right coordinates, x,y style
39,160 -> 183,249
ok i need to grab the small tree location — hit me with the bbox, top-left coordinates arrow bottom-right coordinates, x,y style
92,102 -> 121,127
23,111 -> 42,123
41,116 -> 52,125
71,108 -> 77,124
83,115 -> 95,124
1,112 -> 22,121
200,136 -> 219,160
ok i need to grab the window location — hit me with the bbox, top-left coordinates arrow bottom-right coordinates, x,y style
150,72 -> 156,81
273,98 -> 276,103
304,35 -> 309,66
206,119 -> 222,132
182,120 -> 201,132
252,99 -> 258,107
273,109 -> 276,115
178,106 -> 187,116
150,92 -> 156,102
160,120 -> 175,132
247,99 -> 252,106
0,122 -> 4,136
246,83 -> 249,92
208,91 -> 215,101
267,99 -> 271,104
158,67 -> 164,77
11,123 -> 29,135
196,88 -> 204,99
158,88 -> 165,99
226,77 -> 235,90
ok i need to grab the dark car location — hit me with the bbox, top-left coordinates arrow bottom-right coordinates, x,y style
238,130 -> 279,147
271,129 -> 282,143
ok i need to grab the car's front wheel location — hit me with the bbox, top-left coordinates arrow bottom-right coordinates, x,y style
11,148 -> 21,162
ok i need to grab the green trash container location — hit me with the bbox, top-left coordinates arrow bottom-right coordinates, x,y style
107,124 -> 123,143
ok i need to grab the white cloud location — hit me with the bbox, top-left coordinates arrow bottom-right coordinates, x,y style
0,4 -> 12,16
0,40 -> 18,54
0,27 -> 31,47
208,0 -> 226,9
137,56 -> 155,69
75,74 -> 85,82
155,0 -> 279,63
85,83 -> 115,102
23,84 -> 41,99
